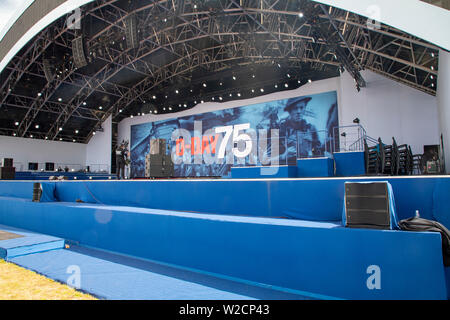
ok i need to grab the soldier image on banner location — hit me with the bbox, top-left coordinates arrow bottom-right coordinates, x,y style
279,97 -> 322,164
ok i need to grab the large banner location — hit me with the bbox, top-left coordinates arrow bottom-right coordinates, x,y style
131,90 -> 338,178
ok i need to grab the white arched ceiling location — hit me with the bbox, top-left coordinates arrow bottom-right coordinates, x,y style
0,0 -> 95,74
312,0 -> 450,51
0,0 -> 449,75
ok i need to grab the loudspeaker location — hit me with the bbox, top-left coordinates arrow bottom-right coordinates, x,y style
43,59 -> 55,82
125,15 -> 139,49
45,162 -> 55,171
33,183 -> 42,202
0,167 -> 15,180
150,139 -> 166,155
72,36 -> 88,68
2,158 -> 13,167
28,162 -> 38,171
344,182 -> 391,230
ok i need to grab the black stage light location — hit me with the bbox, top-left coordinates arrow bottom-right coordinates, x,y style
353,118 -> 360,124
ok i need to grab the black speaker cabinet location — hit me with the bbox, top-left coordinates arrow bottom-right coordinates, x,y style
345,182 -> 391,230
0,167 -> 16,180
45,162 -> 55,171
72,36 -> 88,68
2,158 -> 13,167
125,14 -> 139,49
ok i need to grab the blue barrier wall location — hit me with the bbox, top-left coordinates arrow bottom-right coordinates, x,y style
334,152 -> 366,176
231,166 -> 298,179
0,197 -> 447,300
297,158 -> 334,177
0,176 -> 449,225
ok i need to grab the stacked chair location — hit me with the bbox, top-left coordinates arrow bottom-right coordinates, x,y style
364,138 -> 381,174
364,137 -> 414,176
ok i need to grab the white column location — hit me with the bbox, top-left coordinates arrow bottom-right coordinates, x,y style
437,49 -> 450,173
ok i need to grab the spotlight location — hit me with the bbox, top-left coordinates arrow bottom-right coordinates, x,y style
298,12 -> 304,18
175,90 -> 179,94
37,93 -> 42,97
152,95 -> 156,99
15,122 -> 19,126
341,132 -> 346,137
274,84 -> 278,88
353,118 -> 360,124
35,124 -> 39,129
284,83 -> 288,88
232,76 -> 236,80
203,83 -> 207,87
260,88 -> 264,92
59,127 -> 63,131
75,130 -> 79,134
308,79 -> 312,83
58,98 -> 62,102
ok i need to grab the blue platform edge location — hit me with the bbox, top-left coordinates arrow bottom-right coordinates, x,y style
0,196 -> 448,300
231,165 -> 298,179
0,224 -> 65,260
1,177 -> 450,226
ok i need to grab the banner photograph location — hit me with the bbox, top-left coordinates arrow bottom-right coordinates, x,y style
131,91 -> 338,178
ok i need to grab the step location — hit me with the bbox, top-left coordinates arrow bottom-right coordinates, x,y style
0,225 -> 65,260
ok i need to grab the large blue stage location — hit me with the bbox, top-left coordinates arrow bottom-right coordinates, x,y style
0,177 -> 449,299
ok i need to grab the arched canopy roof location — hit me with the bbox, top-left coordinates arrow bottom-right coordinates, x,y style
0,0 -> 447,143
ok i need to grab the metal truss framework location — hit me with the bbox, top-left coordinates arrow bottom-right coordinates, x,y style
0,0 -> 441,143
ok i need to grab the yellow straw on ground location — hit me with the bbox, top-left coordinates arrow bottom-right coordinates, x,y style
0,260 -> 97,300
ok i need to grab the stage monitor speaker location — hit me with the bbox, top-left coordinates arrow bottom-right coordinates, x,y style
0,167 -> 15,180
72,36 -> 88,68
28,162 -> 38,171
45,162 -> 55,171
125,15 -> 139,49
43,59 -> 55,82
2,158 -> 13,167
345,182 -> 390,230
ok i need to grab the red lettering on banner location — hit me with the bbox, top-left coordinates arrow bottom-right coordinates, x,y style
191,137 -> 202,155
210,135 -> 218,154
202,136 -> 211,154
176,138 -> 185,156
